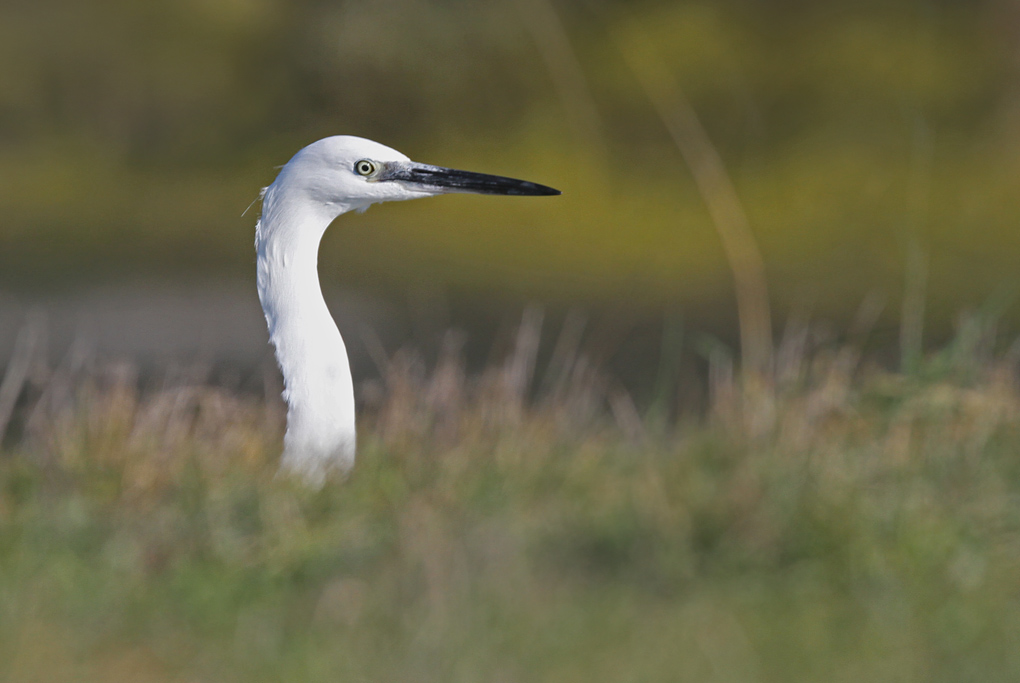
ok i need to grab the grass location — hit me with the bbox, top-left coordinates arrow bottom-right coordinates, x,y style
3,314 -> 1020,682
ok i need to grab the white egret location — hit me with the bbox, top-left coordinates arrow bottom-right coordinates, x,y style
255,136 -> 559,484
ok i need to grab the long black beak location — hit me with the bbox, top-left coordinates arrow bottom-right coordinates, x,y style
383,162 -> 560,196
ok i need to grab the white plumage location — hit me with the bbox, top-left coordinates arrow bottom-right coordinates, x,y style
255,136 -> 558,484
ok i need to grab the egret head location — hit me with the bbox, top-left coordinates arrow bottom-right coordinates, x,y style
272,135 -> 560,217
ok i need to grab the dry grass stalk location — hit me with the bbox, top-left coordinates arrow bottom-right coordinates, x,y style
615,31 -> 773,388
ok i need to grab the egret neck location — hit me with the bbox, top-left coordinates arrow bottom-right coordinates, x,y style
257,183 -> 356,484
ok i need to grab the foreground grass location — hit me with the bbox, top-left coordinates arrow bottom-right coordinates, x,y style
3,340 -> 1020,682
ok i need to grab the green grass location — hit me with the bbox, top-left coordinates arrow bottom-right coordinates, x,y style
3,337 -> 1020,682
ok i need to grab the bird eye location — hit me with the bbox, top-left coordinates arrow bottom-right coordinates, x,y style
354,160 -> 377,177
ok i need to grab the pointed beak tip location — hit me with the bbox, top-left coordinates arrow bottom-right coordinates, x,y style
520,182 -> 560,197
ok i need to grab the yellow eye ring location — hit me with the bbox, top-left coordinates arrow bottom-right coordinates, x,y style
354,159 -> 377,177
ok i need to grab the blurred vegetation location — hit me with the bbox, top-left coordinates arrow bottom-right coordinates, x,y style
3,0 -> 1020,333
4,311 -> 1020,681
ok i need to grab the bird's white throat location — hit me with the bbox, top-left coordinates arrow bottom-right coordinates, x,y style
256,182 -> 356,484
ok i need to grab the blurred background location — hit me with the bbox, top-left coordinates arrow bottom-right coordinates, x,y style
8,4 -> 1020,680
3,0 -> 1020,393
